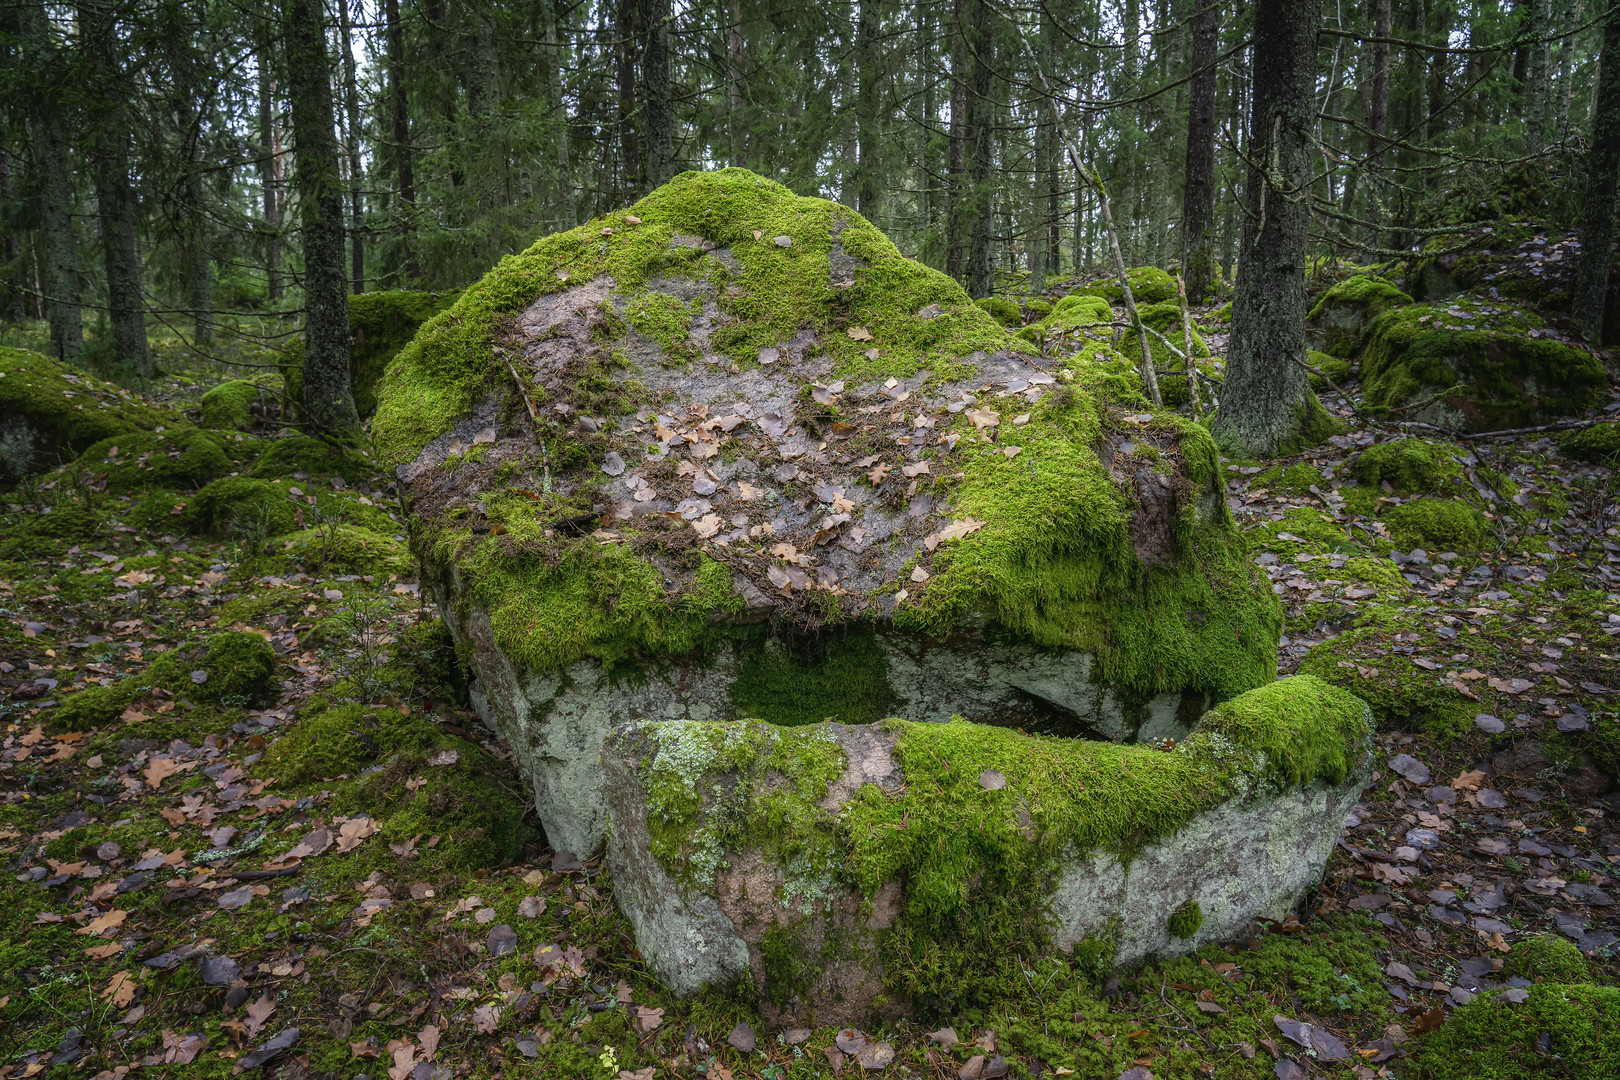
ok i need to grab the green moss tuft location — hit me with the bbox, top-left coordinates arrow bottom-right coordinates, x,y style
1408,983 -> 1620,1079
1075,267 -> 1176,306
0,346 -> 164,482
199,380 -> 265,431
73,429 -> 241,493
1559,421 -> 1620,464
186,477 -> 300,538
54,630 -> 277,728
728,630 -> 894,726
1353,438 -> 1464,494
1504,934 -> 1590,984
1383,497 -> 1487,552
248,435 -> 374,481
975,295 -> 1023,327
1167,900 -> 1203,939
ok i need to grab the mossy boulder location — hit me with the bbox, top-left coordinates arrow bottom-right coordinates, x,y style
1306,275 -> 1411,358
185,477 -> 300,538
200,379 -> 267,431
54,630 -> 278,729
1408,983 -> 1620,1079
374,169 -> 1281,858
601,675 -> 1372,1024
1352,438 -> 1464,494
73,428 -> 243,494
1384,497 -> 1488,552
1359,299 -> 1607,432
1117,300 -> 1212,407
1504,933 -> 1590,983
974,295 -> 1022,327
1306,350 -> 1352,392
0,346 -> 164,484
274,523 -> 411,576
1075,266 -> 1176,306
1559,421 -> 1620,464
248,434 -> 374,482
281,289 -> 458,419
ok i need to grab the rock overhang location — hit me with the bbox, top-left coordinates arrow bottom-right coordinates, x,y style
372,167 -> 1284,854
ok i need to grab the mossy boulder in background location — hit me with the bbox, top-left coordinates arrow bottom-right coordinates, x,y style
199,379 -> 267,431
1359,299 -> 1607,432
1306,275 -> 1411,358
0,346 -> 164,485
186,477 -> 300,538
1116,299 -> 1211,408
601,676 -> 1372,1025
1384,497 -> 1488,552
974,295 -> 1022,327
248,434 -> 374,482
1559,421 -> 1620,464
73,429 -> 241,494
1352,438 -> 1464,494
281,289 -> 458,420
1074,266 -> 1176,306
374,169 -> 1282,859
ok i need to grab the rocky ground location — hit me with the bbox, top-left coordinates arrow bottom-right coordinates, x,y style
1,287 -> 1618,1080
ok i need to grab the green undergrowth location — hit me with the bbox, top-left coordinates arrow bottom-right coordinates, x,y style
1559,421 -> 1620,464
199,379 -> 266,431
1407,983 -> 1620,1079
371,168 -> 1025,469
0,345 -> 164,482
630,675 -> 1370,1013
53,629 -> 277,729
1505,934 -> 1591,984
1353,438 -> 1465,494
1383,497 -> 1488,552
1074,266 -> 1176,306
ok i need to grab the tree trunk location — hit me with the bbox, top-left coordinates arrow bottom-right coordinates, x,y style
729,0 -> 745,166
383,0 -> 418,281
80,2 -> 150,378
1210,0 -> 1327,459
1366,0 -> 1391,247
963,0 -> 994,299
1572,2 -> 1620,342
286,0 -> 359,434
258,20 -> 283,304
1181,0 -> 1219,301
19,2 -> 80,361
855,0 -> 880,218
616,0 -> 642,199
640,0 -> 674,188
945,0 -> 968,281
338,0 -> 365,294
1526,0 -> 1553,147
0,146 -> 21,322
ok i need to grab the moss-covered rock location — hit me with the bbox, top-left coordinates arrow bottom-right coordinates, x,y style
199,379 -> 266,431
1559,421 -> 1620,464
1504,933 -> 1591,983
1383,497 -> 1488,552
379,169 -> 1282,857
1353,438 -> 1465,494
1359,299 -> 1607,432
975,295 -> 1022,327
73,428 -> 243,494
1407,983 -> 1620,1079
0,346 -> 164,484
274,523 -> 411,576
1306,350 -> 1353,392
600,675 -> 1372,1022
54,629 -> 278,729
281,290 -> 458,420
248,434 -> 374,482
1117,300 -> 1211,408
1306,275 -> 1412,358
1075,266 -> 1176,306
185,477 -> 300,538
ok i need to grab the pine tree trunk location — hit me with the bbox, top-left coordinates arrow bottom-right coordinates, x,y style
640,0 -> 674,187
1366,0 -> 1391,247
1527,0 -> 1553,147
1210,0 -> 1326,459
286,0 -> 359,434
855,0 -> 880,218
258,21 -> 284,304
616,0 -> 641,199
963,0 -> 994,298
945,0 -> 968,281
80,2 -> 150,378
338,0 -> 365,294
0,147 -> 20,322
729,0 -> 745,166
20,2 -> 80,362
1572,2 -> 1620,342
383,0 -> 418,280
1181,0 -> 1219,301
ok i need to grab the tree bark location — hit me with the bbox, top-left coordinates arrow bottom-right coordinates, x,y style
383,0 -> 418,281
80,1 -> 151,378
1572,1 -> 1620,342
338,0 -> 365,294
258,18 -> 283,304
0,146 -> 21,322
728,0 -> 745,166
1365,0 -> 1391,248
1526,0 -> 1553,147
945,0 -> 968,281
286,0 -> 359,434
19,2 -> 80,362
962,0 -> 994,299
1181,0 -> 1219,301
855,0 -> 880,218
640,0 -> 674,187
1210,0 -> 1325,459
616,0 -> 641,198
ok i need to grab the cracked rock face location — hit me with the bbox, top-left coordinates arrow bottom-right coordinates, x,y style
379,169 -> 1280,858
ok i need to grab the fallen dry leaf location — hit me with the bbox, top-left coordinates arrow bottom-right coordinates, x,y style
101,971 -> 138,1007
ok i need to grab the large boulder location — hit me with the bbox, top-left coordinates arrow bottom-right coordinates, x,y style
1359,297 -> 1607,432
1306,274 -> 1411,358
602,676 -> 1372,1025
374,169 -> 1282,859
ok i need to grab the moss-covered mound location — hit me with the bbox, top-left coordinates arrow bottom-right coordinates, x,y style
0,346 -> 164,484
199,379 -> 267,431
1383,497 -> 1488,552
1504,934 -> 1591,984
974,295 -> 1022,327
1074,266 -> 1176,306
375,169 -> 1279,704
1306,275 -> 1411,358
1359,299 -> 1607,432
73,428 -> 246,494
1408,983 -> 1620,1079
54,629 -> 278,729
1353,438 -> 1464,494
1117,300 -> 1212,408
248,434 -> 374,482
1559,421 -> 1620,464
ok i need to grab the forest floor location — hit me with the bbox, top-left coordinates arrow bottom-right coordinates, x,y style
1,311 -> 1618,1080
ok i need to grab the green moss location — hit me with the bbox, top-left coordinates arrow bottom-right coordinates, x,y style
1167,900 -> 1202,939
1075,267 -> 1176,306
1240,915 -> 1389,1013
1383,497 -> 1488,552
199,380 -> 265,431
0,346 -> 164,481
728,630 -> 894,726
1050,293 -> 1115,325
196,631 -> 278,706
262,704 -> 378,782
186,477 -> 299,538
975,295 -> 1023,327
248,435 -> 373,481
54,630 -> 276,728
371,168 -> 1025,470
760,922 -> 809,1007
1504,934 -> 1591,984
1559,421 -> 1620,464
1359,301 -> 1608,431
347,290 -> 458,416
1354,438 -> 1465,494
1306,275 -> 1411,358
1253,462 -> 1327,498
1408,983 -> 1620,1079
1117,300 -> 1210,407
1297,611 -> 1475,734
625,290 -> 698,354
274,524 -> 411,577
1024,298 -> 1053,320
1307,350 -> 1353,391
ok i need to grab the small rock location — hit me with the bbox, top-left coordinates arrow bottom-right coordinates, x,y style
487,924 -> 518,957
727,1021 -> 756,1052
1389,753 -> 1431,785
200,954 -> 241,985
